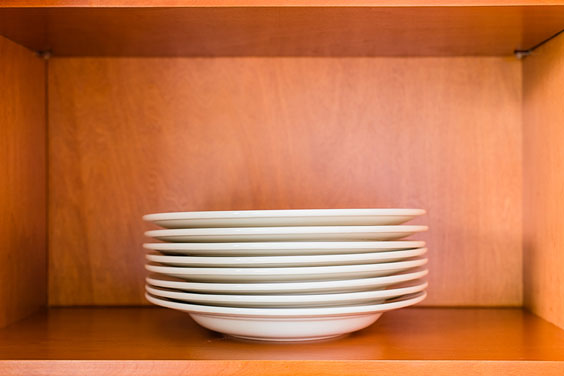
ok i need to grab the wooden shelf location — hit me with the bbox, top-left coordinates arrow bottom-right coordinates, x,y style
1,307 -> 564,374
1,5 -> 564,56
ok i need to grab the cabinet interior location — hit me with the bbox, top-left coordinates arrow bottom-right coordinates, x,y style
1,3 -> 564,373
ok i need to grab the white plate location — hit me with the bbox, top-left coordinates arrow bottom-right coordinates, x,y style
145,281 -> 428,307
143,240 -> 426,256
146,248 -> 427,267
145,258 -> 427,282
145,291 -> 426,342
143,208 -> 425,228
145,225 -> 428,242
146,269 -> 428,294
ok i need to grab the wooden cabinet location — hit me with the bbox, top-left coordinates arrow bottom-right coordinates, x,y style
1,1 -> 564,374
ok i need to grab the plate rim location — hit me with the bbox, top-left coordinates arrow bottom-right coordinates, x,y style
145,247 -> 427,266
145,281 -> 429,304
145,225 -> 428,238
145,257 -> 428,276
143,208 -> 426,222
145,291 -> 427,317
143,240 -> 426,251
145,269 -> 429,292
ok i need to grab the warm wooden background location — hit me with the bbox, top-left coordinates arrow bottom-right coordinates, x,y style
48,57 -> 522,306
0,36 -> 46,326
523,33 -> 564,329
1,6 -> 564,57
5,0 -> 564,5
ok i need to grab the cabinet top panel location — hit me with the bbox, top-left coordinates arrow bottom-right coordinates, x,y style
0,5 -> 563,56
3,1 -> 564,7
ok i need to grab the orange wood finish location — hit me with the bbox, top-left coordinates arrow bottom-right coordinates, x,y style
1,6 -> 564,56
3,361 -> 564,376
0,307 -> 564,375
48,57 -> 522,306
0,36 -> 46,328
523,33 -> 564,330
4,1 -> 564,6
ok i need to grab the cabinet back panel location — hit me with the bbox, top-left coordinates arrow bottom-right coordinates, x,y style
523,33 -> 564,329
48,57 -> 521,306
0,36 -> 46,326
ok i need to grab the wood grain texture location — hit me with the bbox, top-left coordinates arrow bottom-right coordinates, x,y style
0,36 -> 46,327
48,57 -> 522,306
3,361 -> 564,376
1,307 -> 564,375
1,6 -> 564,56
4,1 -> 564,7
4,0 -> 564,6
523,33 -> 564,329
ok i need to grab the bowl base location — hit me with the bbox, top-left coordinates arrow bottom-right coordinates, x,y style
228,333 -> 348,343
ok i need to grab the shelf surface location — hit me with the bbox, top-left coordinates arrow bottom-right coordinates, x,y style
1,307 -> 564,374
1,6 -> 564,56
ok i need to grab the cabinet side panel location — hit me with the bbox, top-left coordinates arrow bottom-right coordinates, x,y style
0,36 -> 46,326
48,57 -> 521,306
523,34 -> 564,329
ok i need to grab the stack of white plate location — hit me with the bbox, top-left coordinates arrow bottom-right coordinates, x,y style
143,209 -> 428,342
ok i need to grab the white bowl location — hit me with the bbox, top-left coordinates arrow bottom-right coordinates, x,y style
145,281 -> 428,307
145,291 -> 427,342
143,240 -> 426,256
145,225 -> 428,242
143,208 -> 425,228
146,269 -> 428,294
146,247 -> 427,267
145,258 -> 427,282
